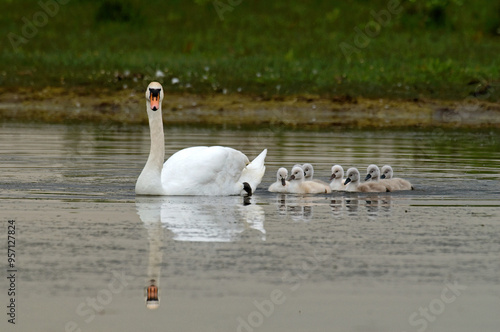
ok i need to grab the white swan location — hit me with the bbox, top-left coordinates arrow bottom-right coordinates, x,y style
268,167 -> 290,193
380,165 -> 414,190
344,168 -> 390,192
288,166 -> 332,194
329,165 -> 346,191
135,82 -> 267,196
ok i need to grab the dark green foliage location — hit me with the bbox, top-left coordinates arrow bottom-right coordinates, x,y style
95,1 -> 133,23
0,0 -> 499,101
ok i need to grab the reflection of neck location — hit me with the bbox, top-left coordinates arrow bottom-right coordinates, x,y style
147,220 -> 163,288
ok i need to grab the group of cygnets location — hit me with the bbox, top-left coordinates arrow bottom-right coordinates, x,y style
268,164 -> 413,194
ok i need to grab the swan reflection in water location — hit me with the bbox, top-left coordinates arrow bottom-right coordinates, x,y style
136,196 -> 266,309
337,194 -> 393,218
274,194 -> 393,220
276,194 -> 318,221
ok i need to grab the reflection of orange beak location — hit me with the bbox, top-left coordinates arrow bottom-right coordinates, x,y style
150,95 -> 160,111
147,284 -> 159,301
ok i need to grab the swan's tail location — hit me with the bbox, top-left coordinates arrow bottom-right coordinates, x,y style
239,149 -> 267,194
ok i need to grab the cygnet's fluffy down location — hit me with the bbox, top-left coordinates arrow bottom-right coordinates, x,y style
329,165 -> 346,191
365,164 -> 381,181
344,168 -> 390,192
268,168 -> 290,193
288,166 -> 332,194
364,164 -> 406,191
380,165 -> 413,190
302,163 -> 333,190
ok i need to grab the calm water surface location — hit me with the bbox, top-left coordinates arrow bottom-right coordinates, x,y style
1,123 -> 499,332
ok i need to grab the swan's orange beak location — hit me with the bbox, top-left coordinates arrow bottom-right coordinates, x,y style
150,94 -> 160,111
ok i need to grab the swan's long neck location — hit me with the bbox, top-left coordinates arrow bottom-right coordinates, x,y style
146,105 -> 165,173
135,103 -> 166,195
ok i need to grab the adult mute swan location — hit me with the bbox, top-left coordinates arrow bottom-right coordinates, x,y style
135,82 -> 267,196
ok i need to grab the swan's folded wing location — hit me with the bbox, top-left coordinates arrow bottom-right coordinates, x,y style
238,149 -> 267,192
161,146 -> 248,195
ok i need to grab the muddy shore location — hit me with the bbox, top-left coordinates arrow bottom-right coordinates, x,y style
1,87 -> 499,128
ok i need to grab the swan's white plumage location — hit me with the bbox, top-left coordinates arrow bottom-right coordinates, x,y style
161,146 -> 248,195
136,82 -> 266,196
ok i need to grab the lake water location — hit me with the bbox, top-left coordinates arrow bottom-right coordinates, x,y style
1,123 -> 499,332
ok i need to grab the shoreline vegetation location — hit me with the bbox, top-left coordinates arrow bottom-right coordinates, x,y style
1,0 -> 499,128
1,87 -> 499,128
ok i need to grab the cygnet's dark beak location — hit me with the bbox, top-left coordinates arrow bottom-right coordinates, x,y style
381,174 -> 386,179
281,178 -> 286,186
344,178 -> 352,185
364,174 -> 371,181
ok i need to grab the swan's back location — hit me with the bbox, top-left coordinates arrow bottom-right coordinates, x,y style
289,180 -> 330,194
161,146 -> 249,195
358,182 -> 389,192
303,181 -> 331,194
392,178 -> 413,190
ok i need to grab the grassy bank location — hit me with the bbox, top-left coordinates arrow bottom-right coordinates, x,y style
1,0 -> 499,103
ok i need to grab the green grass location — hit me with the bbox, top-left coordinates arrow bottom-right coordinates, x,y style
1,0 -> 499,101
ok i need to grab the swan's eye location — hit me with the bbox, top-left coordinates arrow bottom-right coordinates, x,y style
149,88 -> 161,99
